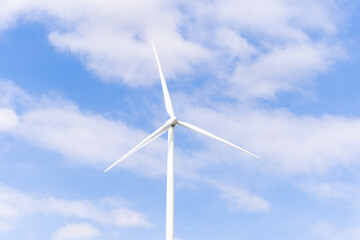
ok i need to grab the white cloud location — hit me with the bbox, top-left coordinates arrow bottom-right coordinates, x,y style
0,79 -> 32,108
0,78 -> 166,176
0,1 -> 357,236
0,183 -> 151,231
9,96 -> 272,214
177,172 -> 270,212
214,27 -> 258,61
227,42 -> 343,99
180,0 -> 344,99
0,80 -> 271,213
0,0 -> 345,99
2,75 -> 360,213
0,183 -> 36,219
297,181 -> 360,207
192,0 -> 339,37
0,221 -> 13,232
0,0 -> 211,86
4,78 -> 360,213
311,223 -> 360,240
12,105 -> 168,176
40,197 -> 152,228
177,101 -> 360,174
218,185 -> 270,212
111,208 -> 152,228
51,223 -> 100,240
16,107 -> 144,164
0,108 -> 18,131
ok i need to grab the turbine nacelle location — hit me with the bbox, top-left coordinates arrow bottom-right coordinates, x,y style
168,116 -> 178,126
164,117 -> 178,128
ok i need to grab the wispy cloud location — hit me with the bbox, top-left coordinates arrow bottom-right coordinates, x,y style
0,79 -> 167,176
227,42 -> 344,99
4,77 -> 360,211
0,183 -> 151,232
183,0 -> 345,99
51,223 -> 101,240
0,108 -> 18,131
179,101 -> 360,174
310,222 -> 360,240
0,79 -> 271,213
218,185 -> 270,212
0,221 -> 12,232
0,0 -> 357,239
0,79 -> 32,108
0,0 -> 345,100
0,0 -> 211,85
297,181 -> 360,207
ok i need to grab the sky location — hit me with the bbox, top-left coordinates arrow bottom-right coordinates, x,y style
0,0 -> 360,239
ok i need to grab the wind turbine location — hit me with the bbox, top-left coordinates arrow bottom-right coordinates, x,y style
105,40 -> 259,240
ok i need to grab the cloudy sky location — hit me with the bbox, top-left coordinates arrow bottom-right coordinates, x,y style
0,0 -> 360,239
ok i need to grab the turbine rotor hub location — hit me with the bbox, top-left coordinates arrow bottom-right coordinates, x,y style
170,116 -> 178,126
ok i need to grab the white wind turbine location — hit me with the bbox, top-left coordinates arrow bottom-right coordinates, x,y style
105,41 -> 259,240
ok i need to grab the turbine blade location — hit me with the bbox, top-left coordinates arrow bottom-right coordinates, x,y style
177,120 -> 259,159
104,121 -> 172,172
151,40 -> 175,117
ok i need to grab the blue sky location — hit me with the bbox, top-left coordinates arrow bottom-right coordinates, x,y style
0,0 -> 360,239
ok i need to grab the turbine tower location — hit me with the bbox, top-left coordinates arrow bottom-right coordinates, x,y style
105,41 -> 259,240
